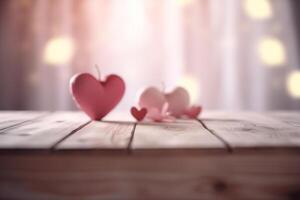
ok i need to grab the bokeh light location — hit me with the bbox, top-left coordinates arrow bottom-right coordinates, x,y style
244,0 -> 272,20
287,71 -> 300,98
258,37 -> 286,67
178,74 -> 199,103
43,36 -> 74,65
177,0 -> 193,6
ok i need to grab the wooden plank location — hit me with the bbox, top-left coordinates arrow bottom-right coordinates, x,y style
0,111 -> 46,131
268,112 -> 300,128
131,119 -> 225,151
201,111 -> 300,150
0,153 -> 300,200
0,112 -> 89,149
103,111 -> 135,122
56,121 -> 134,150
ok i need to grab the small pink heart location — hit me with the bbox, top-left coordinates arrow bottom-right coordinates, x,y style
165,87 -> 190,117
131,107 -> 147,121
184,105 -> 202,119
70,73 -> 125,121
145,102 -> 175,122
138,86 -> 190,118
138,87 -> 166,112
147,102 -> 169,122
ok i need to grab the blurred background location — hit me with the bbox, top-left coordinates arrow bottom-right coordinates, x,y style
0,0 -> 300,112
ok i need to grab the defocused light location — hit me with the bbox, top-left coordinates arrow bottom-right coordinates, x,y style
244,0 -> 272,20
258,37 -> 286,67
43,37 -> 74,65
177,0 -> 193,6
287,71 -> 300,99
178,74 -> 199,103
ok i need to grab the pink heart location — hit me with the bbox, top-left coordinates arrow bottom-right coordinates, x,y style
138,87 -> 166,112
131,107 -> 147,121
138,86 -> 190,118
70,73 -> 125,120
147,102 -> 175,122
184,105 -> 202,119
165,87 -> 190,117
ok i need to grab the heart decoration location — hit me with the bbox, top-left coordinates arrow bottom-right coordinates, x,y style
165,87 -> 190,117
131,107 -> 147,121
136,85 -> 203,122
138,86 -> 190,119
70,72 -> 125,121
138,87 -> 166,112
147,102 -> 175,122
139,87 -> 190,117
184,105 -> 202,119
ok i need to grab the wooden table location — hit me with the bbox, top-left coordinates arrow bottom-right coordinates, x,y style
0,111 -> 300,200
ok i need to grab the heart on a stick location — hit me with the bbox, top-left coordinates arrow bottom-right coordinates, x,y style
139,86 -> 190,118
70,69 -> 125,121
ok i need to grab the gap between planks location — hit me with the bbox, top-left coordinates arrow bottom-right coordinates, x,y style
0,112 -> 90,150
55,119 -> 225,154
199,112 -> 300,152
130,119 -> 226,152
0,112 -> 50,132
197,119 -> 233,153
50,121 -> 92,150
1,111 -> 300,154
54,120 -> 135,152
127,123 -> 137,153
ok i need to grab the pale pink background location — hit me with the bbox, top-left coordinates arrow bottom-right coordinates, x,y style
0,0 -> 299,111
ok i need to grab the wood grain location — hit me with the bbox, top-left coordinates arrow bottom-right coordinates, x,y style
0,111 -> 46,131
268,111 -> 300,128
56,121 -> 134,150
0,111 -> 299,199
131,119 -> 225,151
201,112 -> 300,150
0,153 -> 299,200
0,112 -> 89,149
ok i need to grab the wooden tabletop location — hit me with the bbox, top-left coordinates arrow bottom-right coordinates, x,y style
0,111 -> 299,152
0,111 -> 300,199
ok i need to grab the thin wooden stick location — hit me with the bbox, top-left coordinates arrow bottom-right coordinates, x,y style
95,64 -> 101,80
